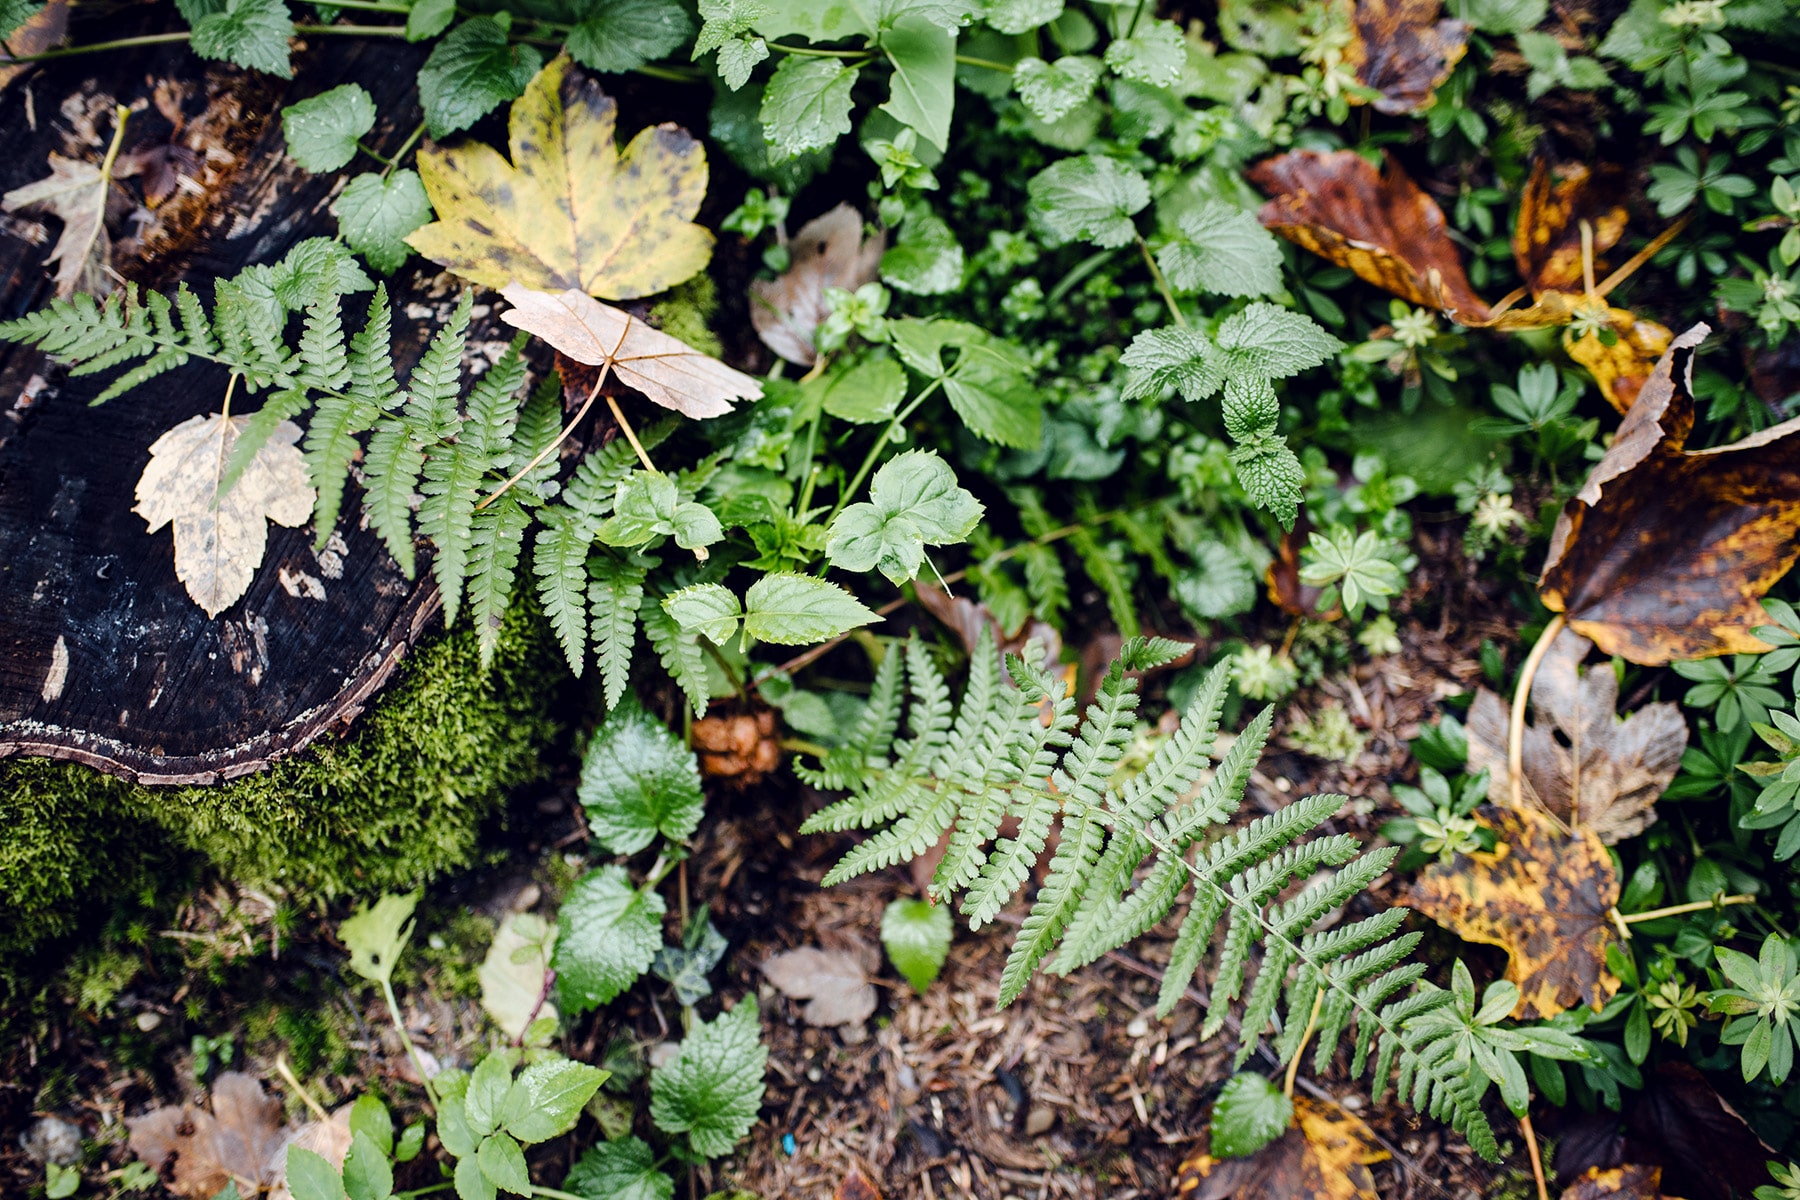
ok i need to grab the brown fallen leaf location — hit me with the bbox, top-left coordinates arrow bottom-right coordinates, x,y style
501,284 -> 759,420
4,105 -> 131,299
1264,513 -> 1340,620
835,1166 -> 884,1200
407,55 -> 712,300
134,412 -> 317,618
1175,1096 -> 1388,1200
1345,0 -> 1468,115
268,1108 -> 354,1200
750,204 -> 885,366
1464,626 -> 1687,844
1515,161 -> 1630,298
1540,323 -> 1800,664
691,707 -> 781,783
1560,1165 -> 1678,1200
127,1072 -> 287,1198
0,0 -> 69,91
1409,805 -> 1621,1019
762,945 -> 878,1027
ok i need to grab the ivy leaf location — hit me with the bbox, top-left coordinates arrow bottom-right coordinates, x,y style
880,15 -> 956,151
1102,17 -> 1184,86
499,1057 -> 609,1144
743,572 -> 879,645
663,583 -> 742,646
339,891 -> 420,986
1013,54 -> 1102,122
554,865 -> 667,1015
761,57 -> 859,159
333,170 -> 432,274
411,56 -> 711,298
1210,1072 -> 1293,1159
1156,200 -> 1283,298
567,0 -> 692,74
881,206 -> 964,295
881,897 -> 952,992
281,84 -> 375,173
826,449 -> 983,583
1215,302 -> 1344,379
564,1137 -> 673,1200
577,698 -> 705,855
1026,154 -> 1149,248
649,998 -> 767,1157
415,17 -> 541,139
404,0 -> 453,40
188,0 -> 293,77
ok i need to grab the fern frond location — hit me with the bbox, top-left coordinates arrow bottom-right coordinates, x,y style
221,388 -> 309,497
510,373 -> 564,500
535,512 -> 596,672
588,555 -> 646,709
363,422 -> 424,578
296,290 -> 350,393
641,600 -> 709,718
467,494 -> 530,667
402,292 -> 472,440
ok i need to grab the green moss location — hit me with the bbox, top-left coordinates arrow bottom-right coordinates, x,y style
403,907 -> 496,1002
649,273 -> 722,359
0,605 -> 566,971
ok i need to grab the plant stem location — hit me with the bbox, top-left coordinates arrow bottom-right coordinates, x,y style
767,40 -> 874,60
295,23 -> 410,35
6,31 -> 190,62
530,1189 -> 596,1200
1137,235 -> 1187,329
1045,245 -> 1122,308
955,53 -> 1014,72
1508,614 -> 1565,817
1519,1110 -> 1550,1200
313,0 -> 410,11
273,1054 -> 331,1122
1620,894 -> 1756,925
827,376 -> 945,526
606,393 -> 658,475
380,977 -> 440,1110
393,1185 -> 456,1199
381,121 -> 427,180
1282,988 -> 1325,1099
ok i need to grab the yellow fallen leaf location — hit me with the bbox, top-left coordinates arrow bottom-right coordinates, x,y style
407,55 -> 713,300
1175,1096 -> 1388,1200
134,412 -> 316,618
499,283 -> 760,419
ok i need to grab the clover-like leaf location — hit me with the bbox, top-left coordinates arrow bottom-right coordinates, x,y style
826,449 -> 983,583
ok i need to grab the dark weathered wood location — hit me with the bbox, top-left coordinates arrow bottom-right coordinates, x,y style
0,32 -> 487,784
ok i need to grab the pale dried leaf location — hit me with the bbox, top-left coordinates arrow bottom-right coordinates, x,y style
500,283 -> 761,419
126,1072 -> 287,1198
266,1108 -> 353,1200
1465,626 -> 1687,844
762,946 -> 876,1027
3,151 -> 113,298
480,911 -> 558,1039
749,204 -> 885,366
134,413 -> 317,618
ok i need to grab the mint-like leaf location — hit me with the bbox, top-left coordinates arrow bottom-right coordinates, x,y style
477,1132 -> 529,1195
1155,201 -> 1283,298
417,17 -> 542,139
761,57 -> 859,158
1026,154 -> 1148,248
405,0 -> 453,40
695,0 -> 771,55
282,84 -> 376,173
189,0 -> 293,77
286,1147 -> 347,1200
662,582 -> 742,646
554,865 -> 667,1014
826,449 -> 983,584
985,0 -> 1063,35
1210,1072 -> 1292,1159
716,35 -> 770,89
564,1137 -> 673,1200
881,207 -> 964,295
334,171 -> 432,275
1103,17 -> 1184,86
1119,326 -> 1222,401
881,897 -> 952,992
568,0 -> 692,74
500,1057 -> 609,1144
1230,434 -> 1305,528
1014,54 -> 1102,122
577,698 -> 705,856
1215,302 -> 1343,380
650,998 -> 767,1157
820,356 -> 906,424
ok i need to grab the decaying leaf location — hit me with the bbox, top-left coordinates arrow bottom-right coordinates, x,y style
1409,805 -> 1621,1019
1540,323 -> 1800,664
1345,0 -> 1468,115
134,413 -> 317,618
500,284 -> 761,419
1174,1097 -> 1388,1200
267,1108 -> 353,1200
750,204 -> 885,366
1515,161 -> 1630,298
479,911 -> 558,1040
4,107 -> 130,299
127,1072 -> 287,1198
691,707 -> 781,782
1566,309 -> 1676,416
835,1166 -> 884,1200
762,945 -> 878,1028
0,0 -> 69,90
1559,1165 -> 1674,1200
1465,626 -> 1687,844
407,55 -> 713,300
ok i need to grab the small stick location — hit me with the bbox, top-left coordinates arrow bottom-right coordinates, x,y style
1618,893 -> 1756,929
1519,1109 -> 1550,1200
1282,989 -> 1326,1099
274,1054 -> 331,1123
1509,615 -> 1566,815
604,393 -> 657,475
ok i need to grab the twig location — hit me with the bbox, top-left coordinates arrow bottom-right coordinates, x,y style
1282,989 -> 1326,1099
1508,615 -> 1566,817
1617,893 -> 1756,931
1519,1110 -> 1550,1200
274,1054 -> 331,1123
476,319 -> 630,512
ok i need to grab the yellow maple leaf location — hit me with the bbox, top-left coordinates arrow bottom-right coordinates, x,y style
406,54 -> 713,300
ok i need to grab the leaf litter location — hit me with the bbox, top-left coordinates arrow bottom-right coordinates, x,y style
749,203 -> 885,366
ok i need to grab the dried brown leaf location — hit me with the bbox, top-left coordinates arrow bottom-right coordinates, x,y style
1515,160 -> 1631,298
127,1072 -> 287,1199
762,946 -> 877,1027
1409,805 -> 1621,1018
1464,627 -> 1686,844
0,0 -> 69,91
1559,1165 -> 1673,1200
500,283 -> 760,419
1175,1096 -> 1388,1200
4,151 -> 116,299
1540,323 -> 1800,663
1346,0 -> 1468,115
749,204 -> 884,366
133,413 -> 316,618
1566,309 -> 1675,415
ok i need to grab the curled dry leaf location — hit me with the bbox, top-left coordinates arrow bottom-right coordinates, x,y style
1540,323 -> 1800,664
134,413 -> 317,618
750,204 -> 885,366
500,283 -> 761,419
1515,161 -> 1631,298
1174,1096 -> 1388,1200
1345,0 -> 1468,115
407,55 -> 712,300
1409,805 -> 1621,1019
1464,626 -> 1687,844
762,945 -> 877,1028
126,1072 -> 287,1198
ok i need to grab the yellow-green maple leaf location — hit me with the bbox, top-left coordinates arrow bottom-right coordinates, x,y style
406,54 -> 712,299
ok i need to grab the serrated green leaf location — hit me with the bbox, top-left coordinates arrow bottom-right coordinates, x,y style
578,698 -> 705,855
821,355 -> 907,423
287,1147 -> 348,1200
588,556 -> 646,708
1026,154 -> 1148,248
881,897 -> 953,992
881,207 -> 964,295
1103,17 -> 1184,86
743,573 -> 879,645
189,0 -> 293,77
477,1133 -> 529,1196
500,1057 -> 609,1144
568,0 -> 693,73
663,582 -> 742,646
342,1131 -> 392,1200
1210,1073 -> 1292,1159
554,865 -> 667,1015
716,35 -> 770,89
455,1155 -> 495,1200
1119,325 -> 1221,400
600,472 -> 723,554
564,1137 -> 673,1200
1156,201 -> 1282,298
761,57 -> 858,158
339,891 -> 419,985
1013,54 -> 1101,121
1175,542 -> 1257,620
880,15 -> 956,150
1230,434 -> 1304,528
348,1095 -> 394,1158
1215,302 -> 1343,379
649,998 -> 767,1157
334,171 -> 432,275
826,449 -> 982,583
282,84 -> 376,173
418,18 -> 543,139
464,1053 -> 514,1137
985,0 -> 1062,35
695,0 -> 769,54
643,601 -> 713,717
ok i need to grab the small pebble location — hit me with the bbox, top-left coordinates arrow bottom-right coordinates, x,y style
1025,1106 -> 1055,1137
21,1116 -> 81,1166
1126,1015 -> 1150,1039
134,1012 -> 162,1032
806,1066 -> 824,1082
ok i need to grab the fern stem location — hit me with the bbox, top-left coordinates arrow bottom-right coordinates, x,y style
1507,613 -> 1565,818
1518,1110 -> 1551,1200
1282,987 -> 1325,1099
478,369 -> 611,512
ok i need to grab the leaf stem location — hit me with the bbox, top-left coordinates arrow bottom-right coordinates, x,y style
295,22 -> 410,35
1618,894 -> 1756,926
1507,614 -> 1565,818
1136,234 -> 1186,329
767,40 -> 874,61
5,30 -> 190,62
380,976 -> 441,1110
313,0 -> 410,11
478,316 -> 629,512
273,1053 -> 331,1122
954,53 -> 1014,72
393,1185 -> 456,1199
827,375 -> 945,526
1282,987 -> 1325,1099
381,121 -> 427,181
605,393 -> 657,474
1519,1110 -> 1551,1200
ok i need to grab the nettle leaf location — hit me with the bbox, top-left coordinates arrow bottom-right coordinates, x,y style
599,471 -> 724,555
1210,1072 -> 1293,1159
880,15 -> 956,151
282,84 -> 376,173
761,57 -> 859,159
743,572 -> 879,645
333,171 -> 432,275
554,864 -> 667,1015
1120,326 -> 1221,401
694,0 -> 762,55
1156,201 -> 1283,298
1026,154 -> 1149,248
568,0 -> 692,74
1230,434 -> 1306,528
417,17 -> 543,139
716,35 -> 770,89
188,0 -> 293,77
985,0 -> 1062,34
499,1057 -> 609,1144
1215,302 -> 1344,380
826,449 -> 983,583
881,897 -> 953,992
1014,55 -> 1102,122
577,699 -> 705,855
1103,17 -> 1185,86
649,998 -> 768,1157
564,1137 -> 673,1200
881,207 -> 964,295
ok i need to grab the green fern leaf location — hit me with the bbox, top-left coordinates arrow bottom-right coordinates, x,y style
589,555 -> 647,709
364,421 -> 424,577
641,599 -> 710,718
467,493 -> 530,667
